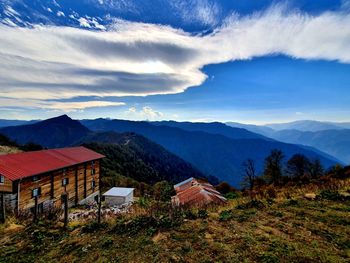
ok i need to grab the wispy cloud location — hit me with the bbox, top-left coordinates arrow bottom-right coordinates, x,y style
171,0 -> 221,27
0,98 -> 125,112
0,4 -> 350,110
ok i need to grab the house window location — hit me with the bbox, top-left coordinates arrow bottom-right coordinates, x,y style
91,168 -> 95,175
62,178 -> 69,186
63,168 -> 67,176
32,187 -> 41,198
91,180 -> 96,190
0,175 -> 4,184
32,175 -> 41,182
91,161 -> 95,167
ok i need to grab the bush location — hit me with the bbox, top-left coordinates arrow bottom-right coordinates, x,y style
266,186 -> 277,199
81,222 -> 108,234
137,197 -> 151,208
282,199 -> 299,207
198,209 -> 208,219
318,189 -> 344,201
225,192 -> 239,199
114,208 -> 184,236
236,200 -> 265,210
219,210 -> 233,221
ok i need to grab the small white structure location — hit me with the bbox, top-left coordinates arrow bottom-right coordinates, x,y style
103,187 -> 134,207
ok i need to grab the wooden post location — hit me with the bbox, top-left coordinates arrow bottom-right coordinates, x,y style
97,194 -> 101,224
0,193 -> 5,224
84,164 -> 87,198
62,193 -> 68,228
75,167 -> 78,206
33,196 -> 38,223
50,173 -> 54,199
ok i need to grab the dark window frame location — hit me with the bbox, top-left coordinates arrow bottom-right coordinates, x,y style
32,187 -> 41,198
0,175 -> 4,184
62,178 -> 69,186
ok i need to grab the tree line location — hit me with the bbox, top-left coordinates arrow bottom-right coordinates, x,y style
241,149 -> 346,191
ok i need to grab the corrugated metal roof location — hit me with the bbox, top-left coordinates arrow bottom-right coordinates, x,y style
103,187 -> 134,197
172,178 -> 227,207
0,146 -> 105,181
174,177 -> 194,188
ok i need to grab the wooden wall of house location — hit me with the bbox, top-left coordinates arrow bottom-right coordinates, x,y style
17,159 -> 101,210
0,176 -> 13,193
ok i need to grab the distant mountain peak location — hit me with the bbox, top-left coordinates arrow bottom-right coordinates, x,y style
0,114 -> 90,148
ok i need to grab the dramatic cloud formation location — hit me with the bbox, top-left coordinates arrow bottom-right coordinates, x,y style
0,4 -> 350,110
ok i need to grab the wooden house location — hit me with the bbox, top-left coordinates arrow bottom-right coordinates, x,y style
0,146 -> 104,213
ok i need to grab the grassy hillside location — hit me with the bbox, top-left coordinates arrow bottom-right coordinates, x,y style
1,178 -> 349,263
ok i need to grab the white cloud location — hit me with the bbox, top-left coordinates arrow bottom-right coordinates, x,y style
0,98 -> 125,112
56,11 -> 65,17
78,17 -> 91,28
125,106 -> 163,120
141,106 -> 163,118
0,4 -> 350,110
171,0 -> 221,27
126,107 -> 137,113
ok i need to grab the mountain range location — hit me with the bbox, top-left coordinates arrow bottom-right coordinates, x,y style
81,118 -> 339,186
0,115 -> 342,187
263,120 -> 350,132
226,121 -> 350,164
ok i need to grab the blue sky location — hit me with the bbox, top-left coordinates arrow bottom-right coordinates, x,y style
0,0 -> 350,123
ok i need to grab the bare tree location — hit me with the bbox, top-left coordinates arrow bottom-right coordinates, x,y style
242,159 -> 256,191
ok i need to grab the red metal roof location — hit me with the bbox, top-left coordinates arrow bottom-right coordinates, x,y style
0,146 -> 105,181
172,178 -> 227,207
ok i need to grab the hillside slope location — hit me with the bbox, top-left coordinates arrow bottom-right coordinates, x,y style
79,131 -> 210,185
1,179 -> 349,262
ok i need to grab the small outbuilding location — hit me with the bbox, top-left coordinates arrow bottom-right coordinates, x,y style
172,178 -> 226,207
103,187 -> 134,207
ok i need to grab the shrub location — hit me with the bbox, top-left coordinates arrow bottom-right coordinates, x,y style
81,222 -> 108,234
282,199 -> 299,207
219,210 -> 233,221
225,192 -> 239,199
184,210 -> 197,220
114,208 -> 184,236
198,209 -> 208,219
236,200 -> 265,210
137,197 -> 151,208
101,237 -> 114,248
266,186 -> 277,199
318,189 -> 343,201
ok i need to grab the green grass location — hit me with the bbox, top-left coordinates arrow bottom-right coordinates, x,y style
1,189 -> 350,262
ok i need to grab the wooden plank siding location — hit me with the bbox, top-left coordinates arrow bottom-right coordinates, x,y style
0,176 -> 13,193
14,160 -> 101,211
